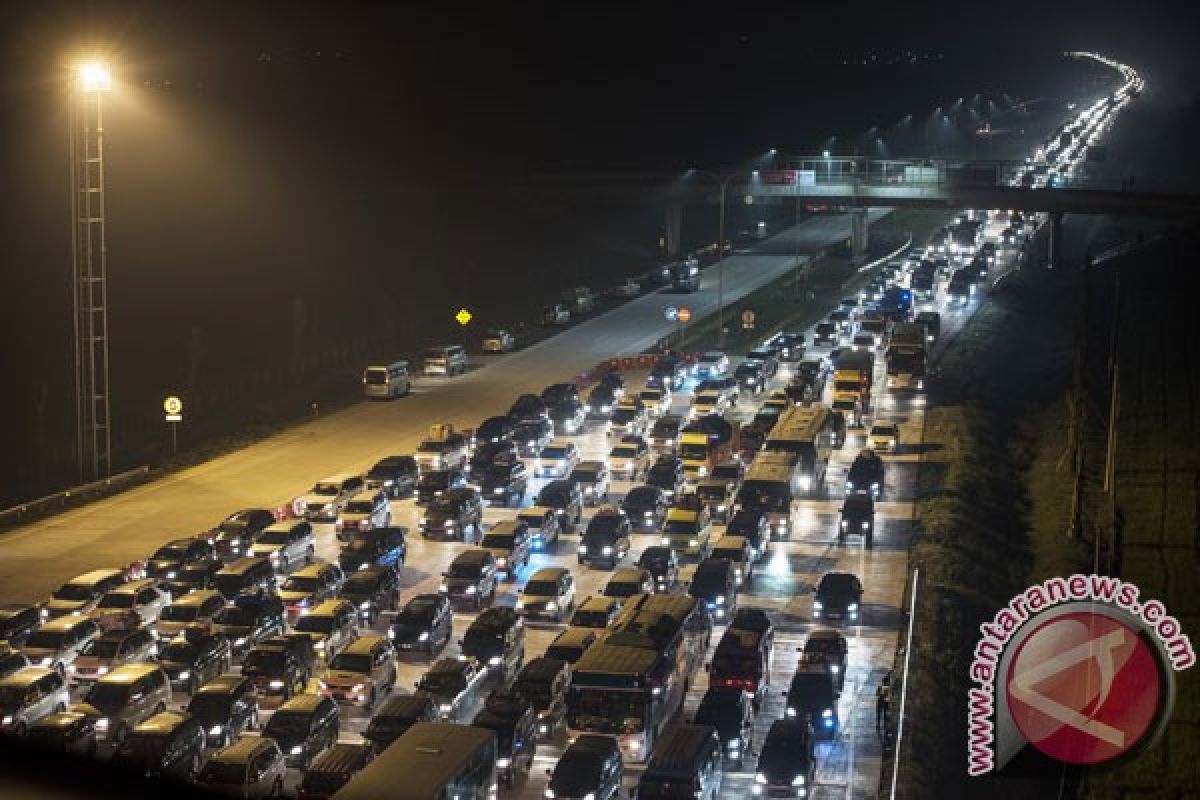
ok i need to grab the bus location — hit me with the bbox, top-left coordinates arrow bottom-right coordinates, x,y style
734,453 -> 798,538
566,594 -> 710,763
761,406 -> 835,494
332,722 -> 496,800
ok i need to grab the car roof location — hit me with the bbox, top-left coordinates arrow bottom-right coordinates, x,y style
211,734 -> 275,763
0,666 -> 57,686
347,490 -> 382,503
276,693 -> 328,714
40,616 -> 96,632
610,568 -> 650,583
806,628 -> 844,643
528,567 -> 568,582
320,473 -> 362,484
306,742 -> 373,774
518,656 -> 569,683
341,635 -> 388,656
63,569 -> 126,585
453,549 -> 492,566
574,460 -> 605,471
171,589 -> 223,607
193,674 -> 249,695
551,628 -> 596,647
133,711 -> 191,735
104,578 -> 160,595
97,664 -> 162,684
577,595 -> 618,612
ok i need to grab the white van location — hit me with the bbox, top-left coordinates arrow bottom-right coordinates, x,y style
423,345 -> 468,377
363,362 -> 411,400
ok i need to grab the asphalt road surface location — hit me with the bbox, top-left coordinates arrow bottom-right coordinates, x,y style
0,207 -> 1028,800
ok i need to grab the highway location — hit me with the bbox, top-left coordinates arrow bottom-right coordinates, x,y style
0,205 -> 1019,800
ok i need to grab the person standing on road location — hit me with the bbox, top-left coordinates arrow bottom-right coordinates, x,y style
876,671 -> 892,736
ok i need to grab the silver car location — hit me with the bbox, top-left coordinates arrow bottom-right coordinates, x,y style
250,521 -> 316,574
198,735 -> 287,799
0,667 -> 71,736
19,616 -> 101,673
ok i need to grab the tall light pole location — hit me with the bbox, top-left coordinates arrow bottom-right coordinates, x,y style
71,62 -> 113,481
690,170 -> 748,348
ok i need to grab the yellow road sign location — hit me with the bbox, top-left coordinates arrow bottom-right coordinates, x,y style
455,308 -> 473,326
163,396 -> 183,415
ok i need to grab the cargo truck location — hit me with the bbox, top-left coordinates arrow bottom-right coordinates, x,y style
833,351 -> 874,415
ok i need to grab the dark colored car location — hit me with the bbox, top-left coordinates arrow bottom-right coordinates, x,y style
242,641 -> 309,703
365,456 -> 419,499
212,509 -> 277,561
440,550 -> 498,610
362,693 -> 438,752
297,742 -> 376,800
164,558 -> 225,598
338,527 -> 407,573
340,565 -> 401,625
542,383 -> 581,407
0,603 -> 41,648
415,468 -> 467,506
210,592 -> 286,660
419,488 -> 483,541
584,385 -> 619,420
509,393 -> 548,421
647,357 -> 688,391
839,492 -> 875,547
568,461 -> 610,506
812,571 -> 864,624
468,440 -> 519,478
550,400 -> 587,436
597,371 -> 626,397
813,322 -> 839,346
578,508 -> 633,569
156,626 -> 232,694
536,480 -> 584,533
479,458 -> 529,507
111,711 -> 207,782
513,657 -> 571,741
28,710 -> 98,756
186,674 -> 259,748
646,456 -> 686,499
637,546 -> 680,593
745,349 -> 779,378
693,686 -> 755,768
476,415 -> 517,445
688,558 -> 739,623
802,628 -> 849,692
145,537 -> 216,581
415,657 -> 486,723
514,418 -> 554,457
262,694 -> 339,768
548,735 -> 624,800
472,692 -> 539,788
389,594 -> 454,656
846,450 -> 885,500
460,607 -> 525,681
621,485 -> 668,531
784,658 -> 839,739
757,718 -> 818,790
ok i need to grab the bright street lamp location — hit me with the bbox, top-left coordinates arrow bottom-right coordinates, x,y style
77,63 -> 112,92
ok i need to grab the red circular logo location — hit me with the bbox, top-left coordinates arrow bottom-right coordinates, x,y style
1006,611 -> 1163,765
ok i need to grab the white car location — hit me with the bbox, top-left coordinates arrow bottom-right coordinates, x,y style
482,329 -> 515,353
87,579 -> 172,628
690,390 -> 729,419
868,422 -> 900,453
292,473 -> 365,521
335,490 -> 391,537
537,440 -> 580,478
608,439 -> 650,481
638,387 -> 672,417
693,351 -> 729,379
250,520 -> 317,574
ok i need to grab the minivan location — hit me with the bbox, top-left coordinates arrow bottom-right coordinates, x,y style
197,734 -> 287,798
637,724 -> 724,800
19,615 -> 101,672
213,557 -> 277,600
297,742 -> 376,800
362,693 -> 438,752
335,490 -> 391,540
186,674 -> 259,748
77,664 -> 173,747
250,520 -> 316,574
293,599 -> 359,661
111,710 -> 207,782
460,607 -> 525,681
43,568 -> 127,619
0,666 -> 70,737
362,361 -> 411,400
263,693 -> 340,768
423,344 -> 468,377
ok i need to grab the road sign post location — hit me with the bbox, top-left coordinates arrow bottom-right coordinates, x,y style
163,396 -> 183,456
742,309 -> 756,330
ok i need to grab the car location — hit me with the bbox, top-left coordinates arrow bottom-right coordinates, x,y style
211,593 -> 286,661
569,596 -> 621,631
755,718 -> 818,792
415,467 -> 468,505
637,546 -> 680,593
509,393 -> 548,421
811,571 -> 864,623
602,568 -> 655,600
478,457 -> 529,507
28,710 -> 98,756
550,400 -> 587,436
541,303 -> 571,326
517,567 -> 576,622
568,460 -> 611,506
335,489 -> 391,539
262,693 -> 340,768
74,664 -> 173,748
145,537 -> 216,580
784,657 -> 839,739
868,421 -> 899,453
537,439 -> 581,478
416,657 -> 486,723
472,691 -> 539,789
250,520 -> 316,574
584,385 -> 619,420
647,357 -> 689,391
460,607 -> 526,681
638,386 -> 672,417
801,628 -> 849,692
363,694 -> 438,753
621,484 -> 668,531
476,415 -> 518,446
547,735 -> 624,800
196,733 -> 287,798
85,578 -> 171,629
0,667 -> 70,737
845,448 -> 885,500
608,400 -> 649,438
544,627 -> 598,665
338,526 -> 407,574
480,520 -> 534,580
389,594 -> 454,656
419,487 -> 484,541
0,642 -> 30,681
695,375 -> 740,406
694,479 -> 736,523
422,345 -> 468,377
915,311 -> 941,343
768,331 -> 806,362
339,565 -> 401,625
745,349 -> 779,378
440,550 -> 499,611
690,390 -> 729,419
661,502 -> 714,560
414,425 -> 469,471
317,635 -> 398,710
364,455 -> 419,499
297,742 -> 377,800
694,686 -> 755,768
241,640 -> 308,706
68,627 -> 158,687
608,438 -> 650,481
813,322 -> 839,347
482,329 -> 515,353
648,414 -> 684,452
709,535 -> 757,585
157,626 -> 233,695
212,510 -> 279,561
693,351 -> 730,379
541,383 -> 579,408
596,371 -> 626,399
514,417 -> 555,456
536,480 -> 584,533
515,506 -> 561,552
186,674 -> 259,748
0,604 -> 42,650
163,557 -> 226,598
153,589 -> 226,638
646,455 -> 687,500
293,599 -> 359,662
688,558 -> 739,622
19,615 -> 101,672
734,361 -> 767,394
278,563 -> 347,622
851,332 -> 875,352
839,492 -> 875,548
578,507 -> 633,569
292,474 -> 365,522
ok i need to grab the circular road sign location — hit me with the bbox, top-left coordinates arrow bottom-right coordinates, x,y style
663,306 -> 678,322
677,307 -> 692,323
163,396 -> 183,415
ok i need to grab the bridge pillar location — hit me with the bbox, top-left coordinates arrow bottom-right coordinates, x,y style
664,203 -> 682,259
851,208 -> 870,264
1048,211 -> 1063,269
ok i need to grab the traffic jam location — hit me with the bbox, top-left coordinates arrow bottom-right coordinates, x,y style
0,64 -> 1138,800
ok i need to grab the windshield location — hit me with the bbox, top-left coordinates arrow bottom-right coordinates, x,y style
586,515 -> 621,535
53,583 -> 98,601
624,488 -> 657,506
566,689 -> 646,734
160,641 -> 199,663
639,391 -> 663,403
242,650 -> 287,673
524,581 -> 558,596
159,604 -> 201,622
447,563 -> 481,579
418,441 -> 448,453
710,548 -> 743,562
295,615 -> 334,634
679,444 -> 708,460
152,545 -> 188,561
712,653 -> 760,677
344,501 -> 375,514
200,761 -> 247,784
640,549 -> 672,568
282,576 -> 323,593
187,693 -> 231,720
789,673 -> 834,707
606,581 -> 641,598
424,348 -> 448,361
610,446 -> 638,459
662,520 -> 696,535
24,630 -> 67,649
737,481 -> 790,512
571,610 -> 610,628
480,533 -> 515,549
329,652 -> 372,673
820,574 -> 858,594
691,572 -> 726,594
257,531 -> 290,545
540,447 -> 568,460
265,711 -> 310,739
80,639 -> 122,658
213,607 -> 256,627
611,409 -> 635,423
419,672 -> 465,696
311,483 -> 340,496
84,683 -> 130,712
96,594 -> 136,609
115,732 -> 168,764
870,425 -> 894,436
364,368 -> 388,385
395,604 -> 434,625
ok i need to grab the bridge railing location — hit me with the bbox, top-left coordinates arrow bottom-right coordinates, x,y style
780,156 -> 1028,191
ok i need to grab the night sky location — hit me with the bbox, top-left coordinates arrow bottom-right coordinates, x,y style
0,0 -> 1196,500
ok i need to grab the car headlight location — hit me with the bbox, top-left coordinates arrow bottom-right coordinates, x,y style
290,745 -> 304,755
862,521 -> 869,529
847,603 -> 859,612
813,601 -> 823,610
841,520 -> 848,528
440,704 -> 454,712
716,504 -> 726,513
1,715 -> 13,726
494,487 -> 505,494
755,774 -> 767,785
445,520 -> 455,527
822,708 -> 834,719
178,670 -> 191,681
661,537 -> 670,545
465,585 -> 477,594
544,791 -> 556,799
602,546 -> 614,555
269,680 -> 285,689
40,657 -> 53,667
644,511 -> 653,518
871,482 -> 880,489
546,602 -> 558,611
830,664 -> 840,674
419,518 -> 427,526
516,601 -> 525,610
716,595 -> 725,605
208,724 -> 223,736
496,757 -> 512,769
439,582 -> 449,592
601,406 -> 611,413
689,539 -> 699,547
234,637 -> 247,647
578,545 -> 588,554
95,718 -> 110,731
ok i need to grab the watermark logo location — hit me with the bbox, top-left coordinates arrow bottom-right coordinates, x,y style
967,575 -> 1194,775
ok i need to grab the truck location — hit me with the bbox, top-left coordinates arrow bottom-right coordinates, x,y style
885,324 -> 927,392
678,430 -> 731,482
833,351 -> 874,415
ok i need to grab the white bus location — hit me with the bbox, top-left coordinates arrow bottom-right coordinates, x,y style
762,406 -> 835,494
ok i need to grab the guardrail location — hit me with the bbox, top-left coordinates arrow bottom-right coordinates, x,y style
0,466 -> 152,530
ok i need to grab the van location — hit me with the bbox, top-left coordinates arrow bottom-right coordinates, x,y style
0,667 -> 70,736
708,535 -> 756,585
112,710 -> 207,781
297,742 -> 376,800
423,344 -> 468,377
213,557 -> 277,600
19,615 -> 101,672
263,693 -> 340,768
250,520 -> 317,574
43,568 -> 128,619
293,599 -> 359,661
637,724 -> 724,800
77,664 -> 173,747
363,694 -> 437,752
513,657 -> 571,741
197,734 -> 287,798
362,361 -> 411,400
707,625 -> 773,708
